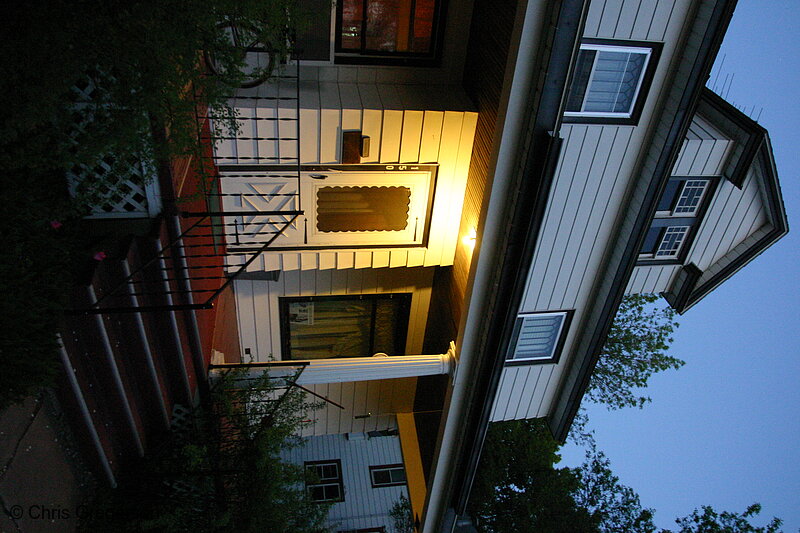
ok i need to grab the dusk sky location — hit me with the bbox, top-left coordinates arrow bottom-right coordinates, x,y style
560,1 -> 800,531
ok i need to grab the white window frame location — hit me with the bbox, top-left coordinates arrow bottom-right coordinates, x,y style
565,43 -> 654,119
505,311 -> 569,364
305,460 -> 345,503
369,464 -> 406,487
654,225 -> 690,259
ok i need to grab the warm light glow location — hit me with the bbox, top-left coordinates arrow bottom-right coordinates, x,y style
462,227 -> 477,248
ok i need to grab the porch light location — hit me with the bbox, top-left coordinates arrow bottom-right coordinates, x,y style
462,227 -> 477,248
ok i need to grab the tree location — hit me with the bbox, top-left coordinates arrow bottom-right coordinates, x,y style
469,419 -> 600,533
470,421 -> 787,533
586,294 -> 683,410
80,369 -> 331,532
667,503 -> 784,533
574,443 -> 656,533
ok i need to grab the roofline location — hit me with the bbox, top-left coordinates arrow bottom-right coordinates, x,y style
679,132 -> 789,313
548,0 -> 739,442
699,87 -> 767,188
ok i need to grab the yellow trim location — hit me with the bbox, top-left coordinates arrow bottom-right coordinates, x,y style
397,412 -> 427,526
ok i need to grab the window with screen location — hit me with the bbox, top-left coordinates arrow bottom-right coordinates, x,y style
566,40 -> 661,123
505,311 -> 571,365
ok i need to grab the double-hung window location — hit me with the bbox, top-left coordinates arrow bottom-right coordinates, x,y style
505,311 -> 572,365
566,40 -> 661,123
306,460 -> 345,502
369,464 -> 406,487
640,177 -> 715,262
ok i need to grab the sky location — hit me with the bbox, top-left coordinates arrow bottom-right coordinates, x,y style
560,1 -> 800,531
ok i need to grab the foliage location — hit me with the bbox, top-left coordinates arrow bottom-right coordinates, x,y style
0,172 -> 84,409
0,0 -> 306,178
390,494 -> 415,533
469,419 -> 598,533
667,503 -> 784,533
587,294 -> 683,410
0,0 -> 306,408
574,442 -> 656,533
471,420 -> 787,533
79,369 -> 330,532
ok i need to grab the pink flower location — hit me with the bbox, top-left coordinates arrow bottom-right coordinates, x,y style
93,251 -> 107,261
50,220 -> 63,229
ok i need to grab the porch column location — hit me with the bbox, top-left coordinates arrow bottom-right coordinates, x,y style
211,342 -> 456,385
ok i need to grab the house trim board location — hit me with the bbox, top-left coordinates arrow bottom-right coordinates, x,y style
548,0 -> 738,442
680,138 -> 788,313
698,88 -> 766,189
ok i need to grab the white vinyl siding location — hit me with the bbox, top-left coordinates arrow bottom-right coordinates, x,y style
216,80 -> 476,269
281,432 -> 408,531
491,0 -> 695,422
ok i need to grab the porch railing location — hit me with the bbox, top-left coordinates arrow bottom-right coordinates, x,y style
70,59 -> 303,315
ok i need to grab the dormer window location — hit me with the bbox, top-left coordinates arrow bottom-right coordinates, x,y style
639,177 -> 717,263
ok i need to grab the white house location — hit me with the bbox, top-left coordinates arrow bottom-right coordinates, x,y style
58,0 -> 787,530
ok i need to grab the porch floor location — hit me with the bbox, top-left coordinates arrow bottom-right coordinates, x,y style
210,285 -> 242,364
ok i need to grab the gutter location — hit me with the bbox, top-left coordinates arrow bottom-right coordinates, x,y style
422,0 -> 588,530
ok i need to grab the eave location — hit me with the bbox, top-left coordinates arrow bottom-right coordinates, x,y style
548,0 -> 739,442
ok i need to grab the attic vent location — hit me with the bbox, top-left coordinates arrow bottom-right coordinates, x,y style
506,312 -> 568,364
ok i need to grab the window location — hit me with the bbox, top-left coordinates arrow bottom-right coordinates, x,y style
317,186 -> 411,232
306,460 -> 344,502
280,294 -> 411,360
369,464 -> 406,487
335,0 -> 445,64
565,40 -> 661,123
640,177 -> 715,263
505,311 -> 571,365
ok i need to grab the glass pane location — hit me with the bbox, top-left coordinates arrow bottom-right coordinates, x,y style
323,484 -> 341,500
373,469 -> 392,485
390,467 -> 406,483
411,0 -> 436,53
657,180 -> 682,212
566,49 -> 596,112
656,226 -> 689,257
320,463 -> 339,480
373,298 -> 403,354
584,51 -> 646,114
317,186 -> 411,232
366,0 -> 400,51
297,0 -> 333,60
674,180 -> 707,214
309,485 -> 326,501
641,226 -> 664,254
510,314 -> 564,360
340,0 -> 363,50
288,300 -> 372,359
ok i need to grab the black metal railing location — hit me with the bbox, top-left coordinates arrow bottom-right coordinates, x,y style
70,60 -> 303,315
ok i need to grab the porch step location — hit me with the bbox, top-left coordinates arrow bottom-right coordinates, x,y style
57,222 -> 204,483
